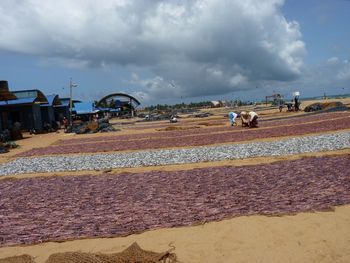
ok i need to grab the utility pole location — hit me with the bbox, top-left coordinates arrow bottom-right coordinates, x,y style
69,78 -> 78,126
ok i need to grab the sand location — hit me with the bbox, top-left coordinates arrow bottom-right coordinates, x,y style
1,99 -> 350,262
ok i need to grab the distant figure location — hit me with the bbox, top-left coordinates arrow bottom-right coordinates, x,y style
228,112 -> 238,126
294,97 -> 300,111
240,111 -> 249,127
278,101 -> 284,112
170,115 -> 177,123
241,111 -> 258,128
63,117 -> 68,132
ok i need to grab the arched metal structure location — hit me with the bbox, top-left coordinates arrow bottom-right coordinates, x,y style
96,93 -> 141,109
45,94 -> 62,106
12,89 -> 48,104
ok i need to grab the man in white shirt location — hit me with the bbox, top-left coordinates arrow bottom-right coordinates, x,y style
228,112 -> 238,126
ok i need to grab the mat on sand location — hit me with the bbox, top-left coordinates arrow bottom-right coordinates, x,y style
0,242 -> 178,263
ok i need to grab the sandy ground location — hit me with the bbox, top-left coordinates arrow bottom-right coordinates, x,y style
1,98 -> 350,262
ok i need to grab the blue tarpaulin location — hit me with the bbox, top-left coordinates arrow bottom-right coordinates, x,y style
0,97 -> 37,106
40,94 -> 62,107
73,102 -> 99,115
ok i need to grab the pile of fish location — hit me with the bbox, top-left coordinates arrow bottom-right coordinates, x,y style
15,116 -> 350,156
1,131 -> 349,175
193,112 -> 213,118
52,111 -> 350,145
0,128 -> 20,154
304,101 -> 348,112
1,154 -> 349,246
67,118 -> 118,134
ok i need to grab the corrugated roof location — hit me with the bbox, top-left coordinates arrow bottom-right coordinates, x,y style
12,89 -> 48,103
59,98 -> 82,107
0,97 -> 37,106
41,94 -> 62,107
73,102 -> 99,115
60,98 -> 70,106
96,107 -> 110,111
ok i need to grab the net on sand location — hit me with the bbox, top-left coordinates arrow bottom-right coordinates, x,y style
0,255 -> 35,263
45,242 -> 178,263
0,243 -> 178,263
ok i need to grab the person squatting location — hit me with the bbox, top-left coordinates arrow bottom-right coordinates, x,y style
240,111 -> 259,128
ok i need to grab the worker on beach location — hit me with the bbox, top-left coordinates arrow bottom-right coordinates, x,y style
278,101 -> 284,112
170,115 -> 178,123
63,117 -> 68,132
294,96 -> 300,111
228,112 -> 238,126
240,111 -> 259,128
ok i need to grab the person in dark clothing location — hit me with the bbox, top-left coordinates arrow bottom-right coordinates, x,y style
63,117 -> 69,132
294,97 -> 300,111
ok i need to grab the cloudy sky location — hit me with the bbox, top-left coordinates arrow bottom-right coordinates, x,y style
0,0 -> 349,105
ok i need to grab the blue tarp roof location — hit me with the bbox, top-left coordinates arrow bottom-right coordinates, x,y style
0,97 -> 37,106
59,98 -> 82,107
41,94 -> 61,107
96,107 -> 110,111
60,98 -> 70,106
73,102 -> 100,115
12,89 -> 48,103
46,95 -> 58,106
95,107 -> 121,112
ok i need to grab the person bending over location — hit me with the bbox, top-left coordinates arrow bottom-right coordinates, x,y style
228,111 -> 238,126
241,111 -> 258,128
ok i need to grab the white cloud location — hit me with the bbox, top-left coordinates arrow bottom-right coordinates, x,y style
0,0 -> 306,100
277,57 -> 350,98
337,66 -> 350,80
129,73 -> 182,100
38,57 -> 91,69
327,57 -> 339,63
229,74 -> 247,87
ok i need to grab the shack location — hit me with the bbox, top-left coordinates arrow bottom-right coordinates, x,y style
40,94 -> 62,125
0,82 -> 49,131
54,98 -> 81,122
73,102 -> 100,121
0,97 -> 45,131
0,80 -> 17,131
9,89 -> 48,131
